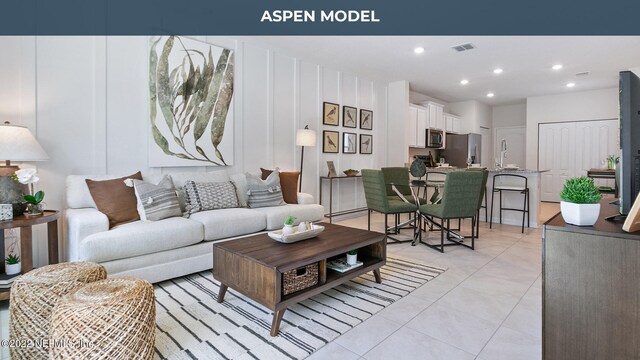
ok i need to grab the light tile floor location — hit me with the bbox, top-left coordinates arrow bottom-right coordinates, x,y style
0,204 -> 555,360
308,211 -> 545,360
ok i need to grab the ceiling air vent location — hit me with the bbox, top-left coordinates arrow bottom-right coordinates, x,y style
575,71 -> 590,77
451,43 -> 476,52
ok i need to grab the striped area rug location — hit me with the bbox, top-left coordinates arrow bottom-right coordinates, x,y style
153,256 -> 446,359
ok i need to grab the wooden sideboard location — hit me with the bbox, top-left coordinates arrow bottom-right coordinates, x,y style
543,200 -> 640,360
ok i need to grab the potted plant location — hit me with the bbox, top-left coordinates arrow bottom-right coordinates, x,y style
5,254 -> 20,275
559,177 -> 602,226
606,155 -> 619,170
283,215 -> 297,236
14,169 -> 45,216
346,249 -> 358,265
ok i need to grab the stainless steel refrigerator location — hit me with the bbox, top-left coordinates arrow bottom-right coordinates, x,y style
445,133 -> 482,167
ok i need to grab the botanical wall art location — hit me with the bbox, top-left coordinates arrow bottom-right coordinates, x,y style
323,130 -> 339,153
323,102 -> 339,126
149,36 -> 234,167
360,109 -> 373,130
342,106 -> 357,128
343,132 -> 357,154
360,134 -> 372,154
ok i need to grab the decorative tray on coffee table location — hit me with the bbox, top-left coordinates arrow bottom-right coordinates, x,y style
268,224 -> 325,244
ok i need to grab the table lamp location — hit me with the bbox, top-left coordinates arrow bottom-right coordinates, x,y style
0,122 -> 49,216
296,125 -> 317,192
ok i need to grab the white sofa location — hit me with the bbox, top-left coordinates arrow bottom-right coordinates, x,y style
64,171 -> 324,283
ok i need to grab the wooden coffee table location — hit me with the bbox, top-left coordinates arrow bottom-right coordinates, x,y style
212,222 -> 386,336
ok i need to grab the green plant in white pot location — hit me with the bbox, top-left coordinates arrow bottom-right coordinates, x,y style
346,249 -> 358,265
282,215 -> 297,236
559,177 -> 602,226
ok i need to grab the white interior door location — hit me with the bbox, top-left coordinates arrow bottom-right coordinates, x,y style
494,126 -> 526,168
539,122 -> 576,202
574,119 -> 619,187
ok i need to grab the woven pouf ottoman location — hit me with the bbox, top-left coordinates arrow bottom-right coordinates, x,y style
9,262 -> 107,360
49,277 -> 156,360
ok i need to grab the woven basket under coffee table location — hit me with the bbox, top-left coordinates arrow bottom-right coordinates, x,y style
9,262 -> 107,360
49,277 -> 156,360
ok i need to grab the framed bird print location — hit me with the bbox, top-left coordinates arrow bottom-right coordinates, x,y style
323,102 -> 339,126
360,109 -> 373,130
360,134 -> 373,154
342,106 -> 357,128
323,130 -> 339,153
343,132 -> 357,154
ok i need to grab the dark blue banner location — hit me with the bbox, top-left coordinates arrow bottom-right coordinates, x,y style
0,0 -> 637,35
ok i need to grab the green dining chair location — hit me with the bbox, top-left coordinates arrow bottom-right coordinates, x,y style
362,169 -> 419,244
417,171 -> 484,252
465,168 -> 489,236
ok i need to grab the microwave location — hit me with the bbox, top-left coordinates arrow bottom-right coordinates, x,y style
426,128 -> 445,148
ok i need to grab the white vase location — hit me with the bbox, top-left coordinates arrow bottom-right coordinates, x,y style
346,253 -> 357,265
560,201 -> 600,226
6,262 -> 21,276
282,224 -> 296,236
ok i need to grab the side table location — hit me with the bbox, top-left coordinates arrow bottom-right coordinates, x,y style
0,210 -> 60,299
319,176 -> 368,223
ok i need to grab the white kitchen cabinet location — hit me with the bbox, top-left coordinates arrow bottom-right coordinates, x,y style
407,106 -> 418,147
407,105 -> 429,147
416,108 -> 427,146
444,113 -> 461,133
422,101 -> 445,131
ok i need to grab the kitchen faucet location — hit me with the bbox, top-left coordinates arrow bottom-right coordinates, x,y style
499,139 -> 507,168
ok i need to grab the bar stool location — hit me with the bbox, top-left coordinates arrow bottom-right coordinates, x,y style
490,174 -> 529,233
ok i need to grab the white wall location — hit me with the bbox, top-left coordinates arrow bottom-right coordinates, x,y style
0,36 -> 390,265
492,103 -> 526,128
387,80 -> 410,166
525,88 -> 618,169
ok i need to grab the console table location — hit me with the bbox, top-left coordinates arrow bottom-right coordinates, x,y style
0,210 -> 60,300
319,175 -> 367,223
587,168 -> 617,196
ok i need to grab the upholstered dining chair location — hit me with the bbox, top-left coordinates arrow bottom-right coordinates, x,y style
416,171 -> 484,252
465,168 -> 489,236
362,169 -> 419,244
381,167 -> 418,235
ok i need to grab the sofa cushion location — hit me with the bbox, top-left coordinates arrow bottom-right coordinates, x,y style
132,176 -> 182,221
188,208 -> 266,241
260,168 -> 300,204
184,180 -> 239,215
78,217 -> 203,263
86,171 -> 143,228
246,171 -> 286,208
252,204 -> 324,230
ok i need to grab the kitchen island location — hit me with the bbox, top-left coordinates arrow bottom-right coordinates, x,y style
423,168 -> 546,228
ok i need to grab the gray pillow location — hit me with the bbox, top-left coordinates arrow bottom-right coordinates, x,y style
132,175 -> 182,221
245,171 -> 286,208
183,180 -> 239,215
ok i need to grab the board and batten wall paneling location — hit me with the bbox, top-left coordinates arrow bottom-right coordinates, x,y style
0,36 -> 391,265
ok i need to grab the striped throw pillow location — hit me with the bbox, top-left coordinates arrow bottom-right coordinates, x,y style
132,176 -> 182,221
246,171 -> 286,208
183,180 -> 239,215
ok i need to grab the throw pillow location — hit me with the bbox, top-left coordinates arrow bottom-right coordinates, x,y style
260,168 -> 300,204
86,171 -> 143,228
246,171 -> 286,208
183,181 -> 239,215
131,175 -> 182,221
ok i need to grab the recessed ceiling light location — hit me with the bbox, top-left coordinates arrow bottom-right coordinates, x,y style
460,79 -> 469,85
552,64 -> 563,70
414,47 -> 425,54
566,82 -> 576,88
493,68 -> 503,74
487,92 -> 495,98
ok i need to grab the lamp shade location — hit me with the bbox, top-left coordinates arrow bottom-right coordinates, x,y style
0,124 -> 49,161
296,128 -> 317,147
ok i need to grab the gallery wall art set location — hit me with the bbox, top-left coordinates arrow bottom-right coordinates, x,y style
322,101 -> 372,154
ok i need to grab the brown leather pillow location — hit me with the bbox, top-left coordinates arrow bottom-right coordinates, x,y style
260,168 -> 299,204
86,171 -> 143,228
